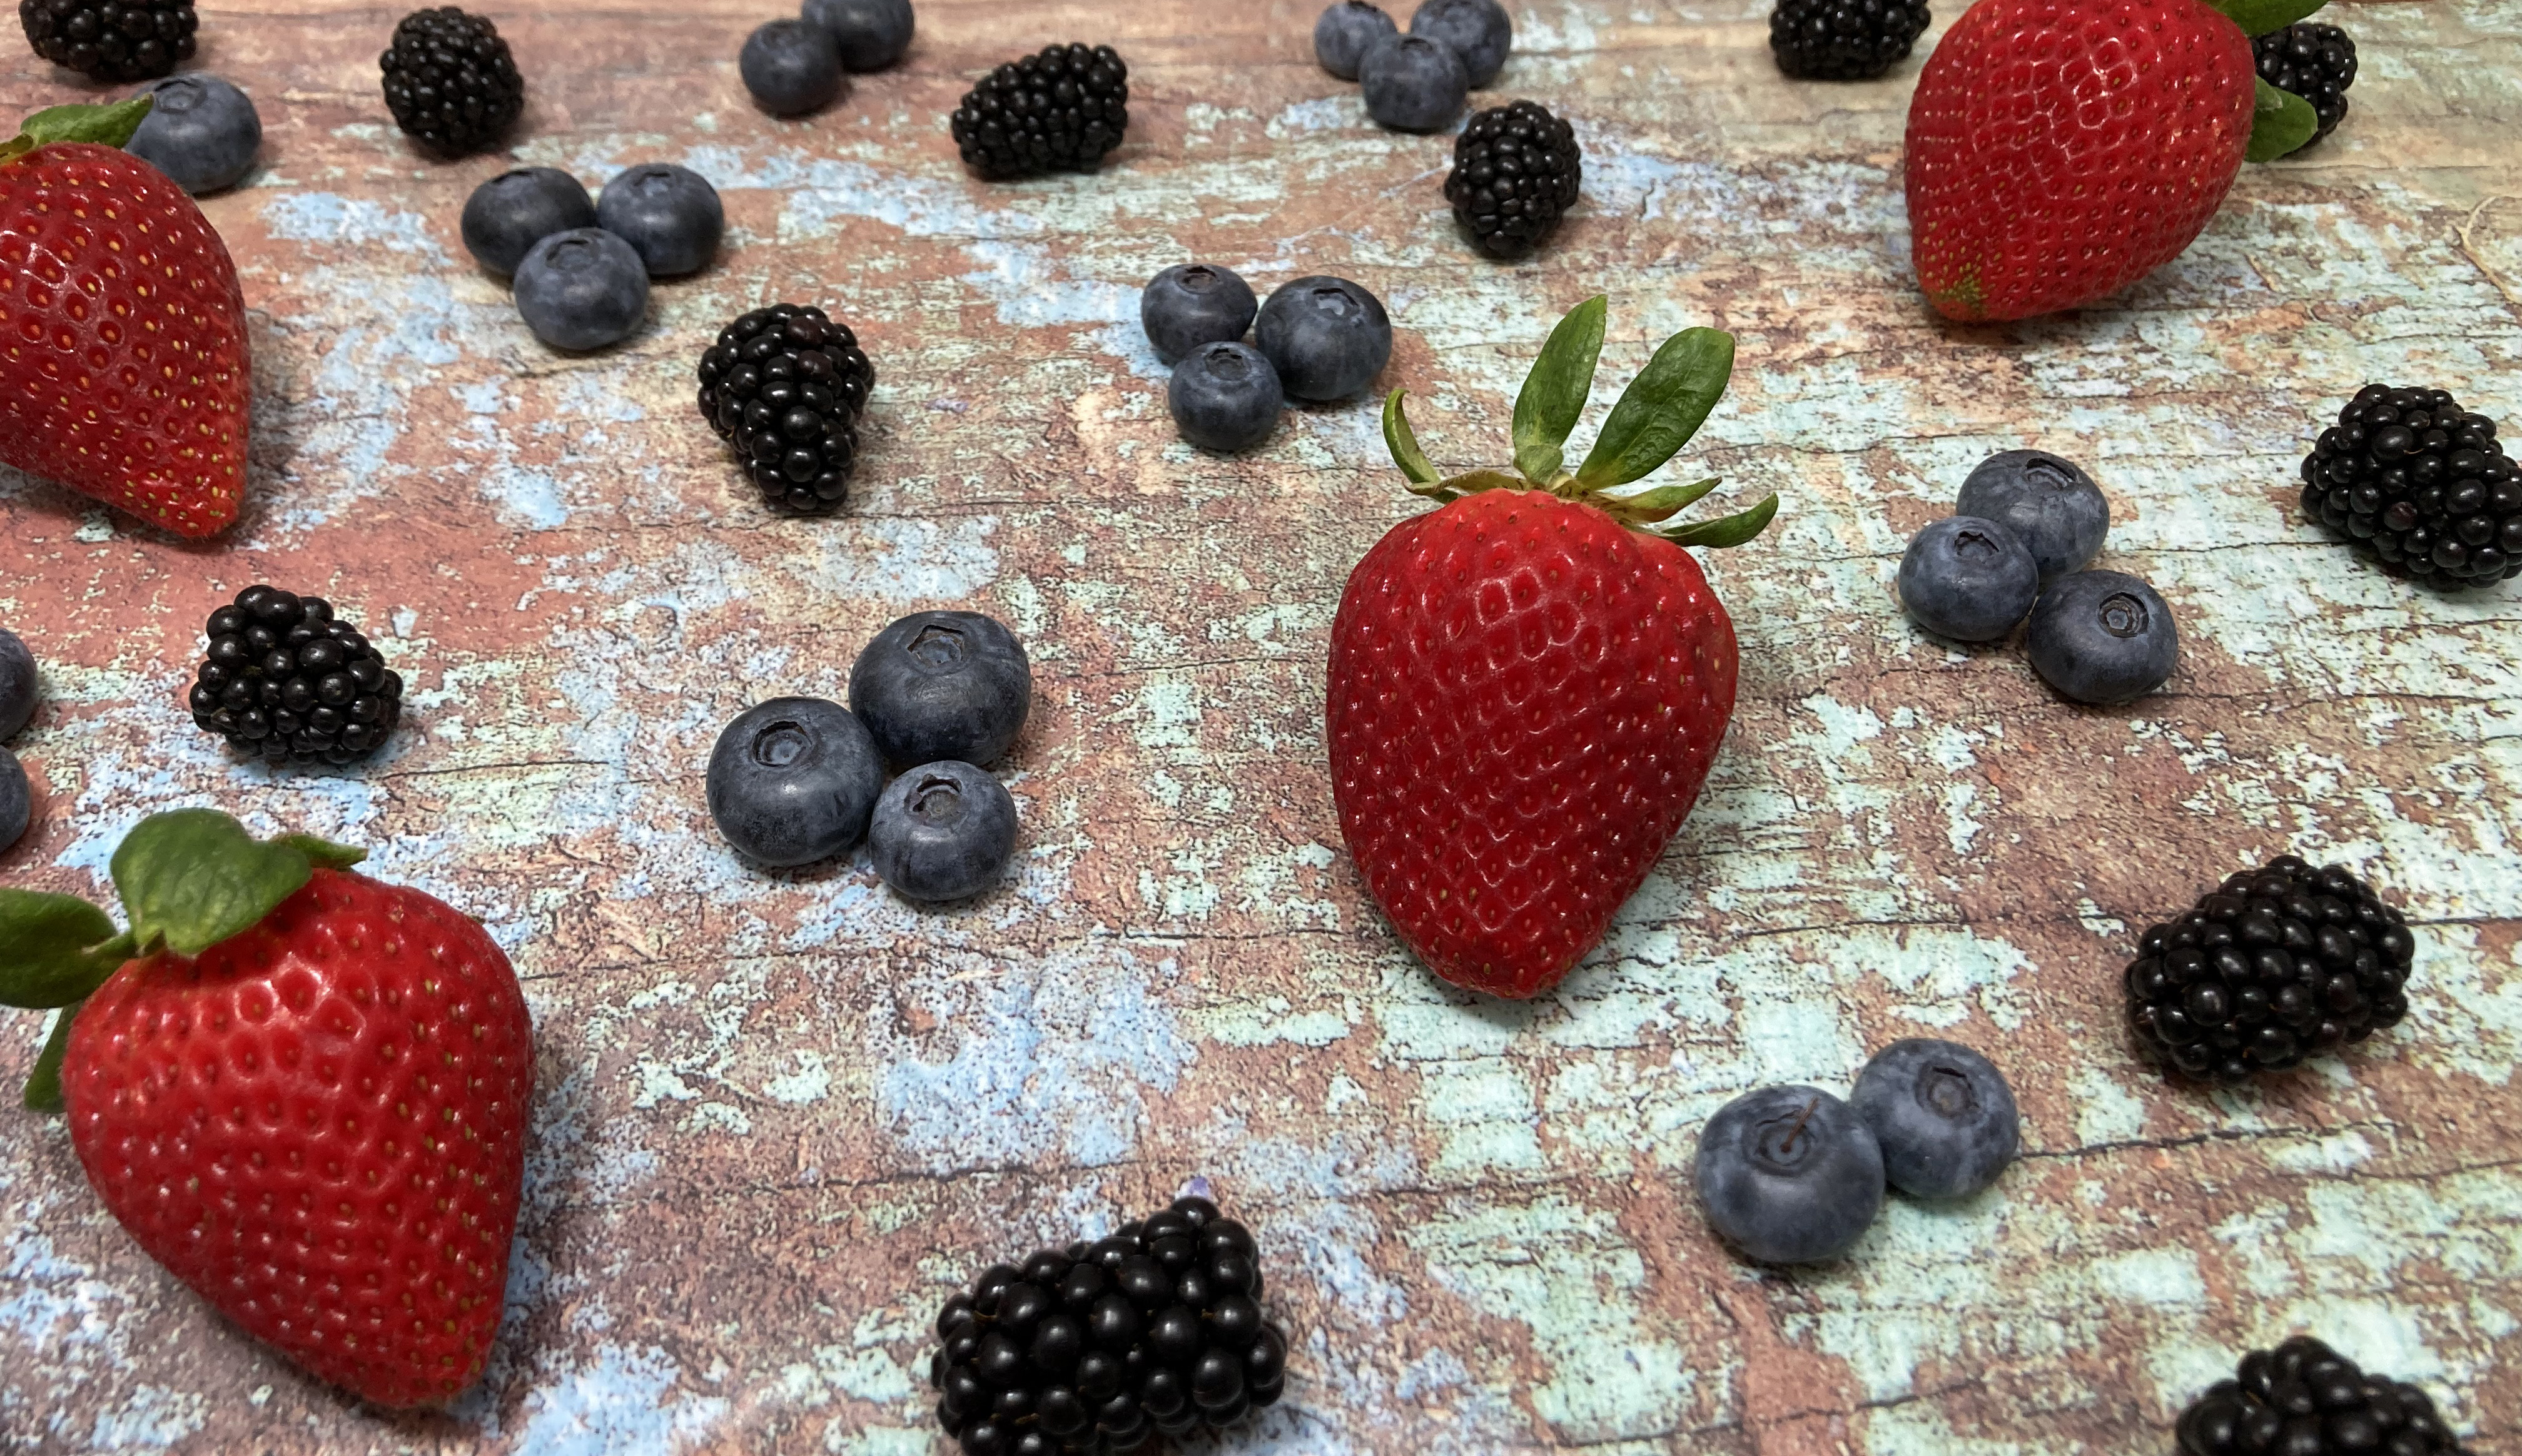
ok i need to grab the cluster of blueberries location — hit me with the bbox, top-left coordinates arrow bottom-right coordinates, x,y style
1695,1039 -> 2020,1265
1142,265 -> 1394,453
738,0 -> 913,117
707,610 -> 1030,902
0,629 -> 35,851
459,163 -> 725,351
1897,450 -> 2180,705
1313,0 -> 1512,132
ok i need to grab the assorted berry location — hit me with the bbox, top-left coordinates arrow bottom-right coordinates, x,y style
803,0 -> 913,72
1357,33 -> 1467,133
0,627 -> 34,741
741,18 -> 846,117
378,6 -> 524,158
1409,0 -> 1512,87
514,227 -> 649,351
2024,569 -> 2178,704
2302,385 -> 2519,588
1846,1039 -> 2019,1199
1897,515 -> 2038,642
1446,100 -> 1581,259
849,610 -> 1033,769
1694,1086 -> 1885,1264
1254,275 -> 1391,402
950,43 -> 1130,179
695,303 -> 877,515
460,165 -> 597,275
596,162 -> 724,277
1768,0 -> 1930,81
2175,1337 -> 2469,1456
0,745 -> 25,851
868,759 -> 1020,901
2125,856 -> 2416,1084
1140,263 -> 1259,366
1954,448 -> 2109,581
2254,23 -> 2356,152
1311,0 -> 1395,81
926,1192 -> 1290,1452
124,74 -> 260,194
188,586 -> 405,767
1169,343 -> 1284,453
18,0 -> 195,82
705,696 -> 886,866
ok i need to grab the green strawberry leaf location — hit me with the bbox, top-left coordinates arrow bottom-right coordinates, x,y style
1512,295 -> 1608,485
109,809 -> 329,958
0,890 -> 131,1009
2203,0 -> 2327,38
1435,469 -> 1528,497
1659,492 -> 1780,549
1589,477 -> 1721,523
23,1003 -> 78,1113
276,833 -> 368,871
1382,390 -> 1453,499
2247,78 -> 2321,162
1574,327 -> 1736,489
1,97 -> 154,163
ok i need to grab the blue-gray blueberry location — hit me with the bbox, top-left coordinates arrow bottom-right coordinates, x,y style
599,163 -> 724,278
803,0 -> 914,71
1898,516 -> 2039,642
0,629 -> 34,740
0,747 -> 28,851
1254,275 -> 1391,401
125,74 -> 260,194
2025,569 -> 2178,704
1357,33 -> 1467,132
1142,263 -> 1258,365
1409,0 -> 1512,86
1848,1038 -> 2020,1199
1314,1 -> 1397,79
706,697 -> 885,866
1957,449 -> 2110,582
849,610 -> 1032,768
460,167 -> 596,276
513,228 -> 649,350
868,760 -> 1019,901
1695,1085 -> 1885,1264
742,19 -> 846,116
1170,343 -> 1282,453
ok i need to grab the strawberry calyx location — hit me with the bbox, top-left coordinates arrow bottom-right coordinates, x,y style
1382,294 -> 1779,549
1,97 -> 154,165
2192,0 -> 2327,160
0,809 -> 363,1111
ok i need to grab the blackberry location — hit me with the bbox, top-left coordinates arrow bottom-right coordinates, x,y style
2177,1337 -> 2471,1455
2253,23 -> 2356,149
2124,857 -> 2417,1084
949,43 -> 1129,179
695,304 -> 876,515
379,7 -> 524,157
18,0 -> 195,83
1444,100 -> 1581,260
188,587 -> 404,767
1768,0 -> 1928,80
2301,385 -> 2520,589
928,1193 -> 1290,1454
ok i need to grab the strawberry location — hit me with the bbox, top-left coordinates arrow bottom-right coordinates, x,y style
1329,298 -> 1775,999
1,99 -> 250,537
1,811 -> 532,1407
1903,0 -> 2329,321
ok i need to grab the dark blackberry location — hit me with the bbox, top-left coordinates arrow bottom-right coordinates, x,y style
379,7 -> 524,157
1768,0 -> 1928,80
18,0 -> 195,83
2301,385 -> 2519,589
188,587 -> 404,768
2177,1336 -> 2471,1455
2253,22 -> 2356,149
949,43 -> 1129,179
1444,100 -> 1581,260
695,304 -> 876,516
2124,857 -> 2416,1084
928,1193 -> 1289,1454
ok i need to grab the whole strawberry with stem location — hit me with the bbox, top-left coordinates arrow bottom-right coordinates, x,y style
1,811 -> 532,1407
1329,297 -> 1776,999
1,99 -> 250,536
1904,0 -> 2331,321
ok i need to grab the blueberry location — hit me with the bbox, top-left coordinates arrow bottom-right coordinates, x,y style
1253,275 -> 1392,402
0,628 -> 33,740
598,163 -> 724,278
706,697 -> 885,867
513,228 -> 649,351
802,0 -> 914,71
0,747 -> 26,850
868,761 -> 1019,902
1694,1086 -> 1885,1265
124,74 -> 261,195
849,610 -> 1033,767
741,18 -> 846,116
1313,1 -> 1397,79
1897,516 -> 2039,642
1955,449 -> 2110,582
1357,33 -> 1468,132
1141,263 -> 1258,365
1409,0 -> 1512,86
1169,343 -> 1282,453
460,167 -> 597,276
2025,569 -> 2178,705
1848,1039 -> 2019,1199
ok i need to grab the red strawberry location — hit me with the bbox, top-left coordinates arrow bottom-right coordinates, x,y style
1329,298 -> 1774,998
1904,0 -> 2270,321
0,99 -> 250,537
2,811 -> 531,1407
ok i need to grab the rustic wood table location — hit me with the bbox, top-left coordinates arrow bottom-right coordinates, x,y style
5,0 -> 2520,1450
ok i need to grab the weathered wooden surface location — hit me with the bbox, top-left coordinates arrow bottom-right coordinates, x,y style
6,0 -> 2522,1450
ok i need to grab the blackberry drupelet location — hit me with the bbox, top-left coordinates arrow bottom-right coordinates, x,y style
1444,100 -> 1581,259
189,587 -> 404,767
2302,385 -> 2520,589
1768,0 -> 1928,80
18,0 -> 195,83
2253,22 -> 2356,149
928,1193 -> 1290,1454
2124,857 -> 2417,1084
2176,1336 -> 2471,1455
949,43 -> 1129,179
379,6 -> 524,156
696,304 -> 876,515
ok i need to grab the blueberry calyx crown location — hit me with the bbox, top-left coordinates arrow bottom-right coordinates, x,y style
1381,295 -> 1778,548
